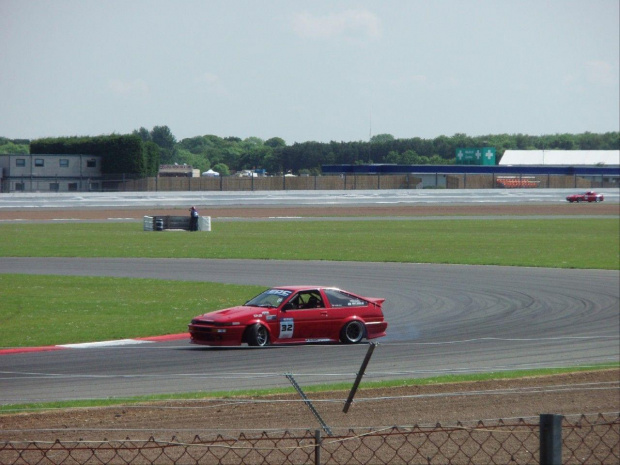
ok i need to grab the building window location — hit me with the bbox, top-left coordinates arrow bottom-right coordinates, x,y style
87,159 -> 97,168
60,159 -> 69,167
50,183 -> 60,192
35,159 -> 44,167
15,182 -> 25,191
68,183 -> 78,192
16,158 -> 26,167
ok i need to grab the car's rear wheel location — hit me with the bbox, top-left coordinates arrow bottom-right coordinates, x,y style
247,324 -> 270,347
340,320 -> 365,344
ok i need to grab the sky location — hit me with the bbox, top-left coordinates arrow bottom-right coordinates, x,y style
1,0 -> 618,145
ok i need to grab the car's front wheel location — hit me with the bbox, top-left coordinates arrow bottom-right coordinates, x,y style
246,324 -> 270,347
340,320 -> 365,344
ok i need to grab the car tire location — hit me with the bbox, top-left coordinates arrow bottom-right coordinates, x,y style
340,320 -> 365,344
246,324 -> 270,347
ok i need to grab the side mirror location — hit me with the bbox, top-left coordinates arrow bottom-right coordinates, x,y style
282,302 -> 294,311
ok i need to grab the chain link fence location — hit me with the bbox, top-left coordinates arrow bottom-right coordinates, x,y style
2,413 -> 618,465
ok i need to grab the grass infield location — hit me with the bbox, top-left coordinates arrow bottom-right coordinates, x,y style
1,218 -> 618,268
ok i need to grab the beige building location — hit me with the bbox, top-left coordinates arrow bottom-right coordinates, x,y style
0,154 -> 103,192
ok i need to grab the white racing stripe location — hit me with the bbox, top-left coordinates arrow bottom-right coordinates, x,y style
59,339 -> 153,349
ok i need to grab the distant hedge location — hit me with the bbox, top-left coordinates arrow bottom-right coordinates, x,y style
30,135 -> 159,176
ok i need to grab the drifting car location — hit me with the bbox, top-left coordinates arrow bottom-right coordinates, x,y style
566,191 -> 604,203
188,286 -> 387,347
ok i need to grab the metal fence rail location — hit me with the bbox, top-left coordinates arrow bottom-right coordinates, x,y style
1,413 -> 618,465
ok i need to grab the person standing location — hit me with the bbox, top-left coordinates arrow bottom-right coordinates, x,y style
189,206 -> 199,231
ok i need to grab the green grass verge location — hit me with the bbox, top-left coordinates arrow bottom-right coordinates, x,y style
0,275 -> 264,347
2,364 -> 617,414
1,218 -> 618,269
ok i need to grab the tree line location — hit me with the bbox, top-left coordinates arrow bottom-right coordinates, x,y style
1,129 -> 618,177
133,128 -> 620,175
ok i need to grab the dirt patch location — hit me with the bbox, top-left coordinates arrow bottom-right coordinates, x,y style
1,369 -> 618,441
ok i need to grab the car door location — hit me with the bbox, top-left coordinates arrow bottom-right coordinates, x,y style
276,290 -> 326,342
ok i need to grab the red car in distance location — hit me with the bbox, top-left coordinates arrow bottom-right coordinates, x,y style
189,286 -> 387,347
566,191 -> 604,203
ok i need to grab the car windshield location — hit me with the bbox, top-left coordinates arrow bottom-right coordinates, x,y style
245,289 -> 293,308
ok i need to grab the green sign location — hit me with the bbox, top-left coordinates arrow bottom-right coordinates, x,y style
455,147 -> 496,165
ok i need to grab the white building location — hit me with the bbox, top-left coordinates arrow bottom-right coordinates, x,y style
500,150 -> 619,166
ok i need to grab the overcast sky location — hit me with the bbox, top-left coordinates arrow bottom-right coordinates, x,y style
2,0 -> 618,144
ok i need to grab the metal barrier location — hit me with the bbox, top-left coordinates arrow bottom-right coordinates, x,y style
2,413 -> 618,464
143,215 -> 211,232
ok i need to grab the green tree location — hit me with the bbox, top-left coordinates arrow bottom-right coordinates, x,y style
370,134 -> 395,144
133,127 -> 152,142
265,137 -> 286,148
175,148 -> 210,173
144,142 -> 161,176
400,150 -> 419,164
212,163 -> 230,175
151,126 -> 176,164
0,140 -> 29,154
384,150 -> 400,163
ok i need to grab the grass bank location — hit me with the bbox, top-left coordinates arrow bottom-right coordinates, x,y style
0,275 -> 263,347
1,218 -> 618,269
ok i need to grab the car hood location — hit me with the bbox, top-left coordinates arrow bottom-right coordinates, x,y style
194,306 -> 272,323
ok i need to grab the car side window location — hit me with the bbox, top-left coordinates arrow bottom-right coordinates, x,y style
324,289 -> 367,308
287,291 -> 324,310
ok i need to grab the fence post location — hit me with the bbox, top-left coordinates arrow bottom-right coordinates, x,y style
540,414 -> 563,465
314,429 -> 321,465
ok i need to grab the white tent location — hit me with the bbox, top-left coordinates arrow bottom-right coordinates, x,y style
201,169 -> 220,177
500,150 -> 619,166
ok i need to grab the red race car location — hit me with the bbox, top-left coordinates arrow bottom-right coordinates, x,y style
188,286 -> 387,347
566,191 -> 604,203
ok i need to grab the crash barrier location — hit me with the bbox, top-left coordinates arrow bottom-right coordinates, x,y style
143,215 -> 211,232
1,413 -> 617,465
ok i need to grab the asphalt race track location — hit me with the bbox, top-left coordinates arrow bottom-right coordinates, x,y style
1,258 -> 618,404
0,189 -> 618,404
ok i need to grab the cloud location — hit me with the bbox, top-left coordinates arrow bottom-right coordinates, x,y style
198,72 -> 219,84
292,9 -> 381,40
107,78 -> 149,96
196,72 -> 229,96
585,60 -> 618,86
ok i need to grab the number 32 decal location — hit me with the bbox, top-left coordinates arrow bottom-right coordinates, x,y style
279,318 -> 294,339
